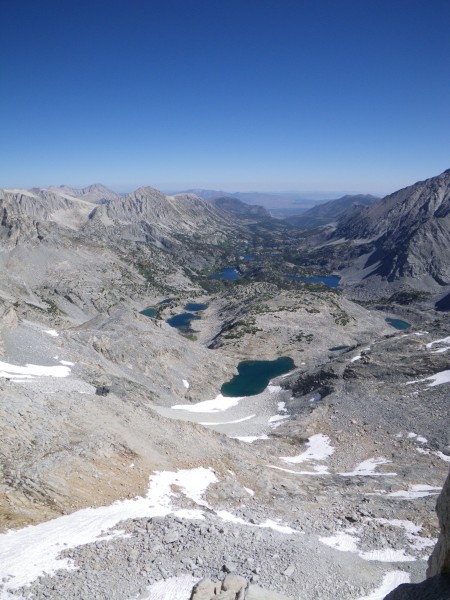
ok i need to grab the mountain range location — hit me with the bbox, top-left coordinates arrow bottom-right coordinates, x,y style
0,170 -> 449,599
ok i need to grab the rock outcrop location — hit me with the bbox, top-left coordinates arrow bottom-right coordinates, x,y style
428,469 -> 450,577
191,576 -> 293,600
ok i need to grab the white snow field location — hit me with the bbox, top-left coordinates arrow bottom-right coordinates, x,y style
0,468 -> 216,593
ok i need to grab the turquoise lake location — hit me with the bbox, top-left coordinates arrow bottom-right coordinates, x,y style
221,357 -> 295,397
166,312 -> 201,331
184,302 -> 208,311
140,307 -> 157,318
385,317 -> 411,330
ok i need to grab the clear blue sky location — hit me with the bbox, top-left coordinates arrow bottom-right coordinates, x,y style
1,0 -> 449,194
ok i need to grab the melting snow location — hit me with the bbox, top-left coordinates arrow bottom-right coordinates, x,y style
44,329 -> 59,337
406,370 -> 450,387
281,434 -> 334,464
320,518 -> 433,563
268,464 -> 330,475
426,336 -> 450,349
215,510 -> 297,534
339,457 -> 397,477
200,414 -> 256,426
0,467 -> 216,591
268,414 -> 290,425
0,360 -> 71,381
234,435 -> 269,443
130,574 -> 199,600
370,484 -> 441,499
356,571 -> 410,600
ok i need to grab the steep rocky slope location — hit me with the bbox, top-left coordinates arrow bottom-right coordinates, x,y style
333,169 -> 450,293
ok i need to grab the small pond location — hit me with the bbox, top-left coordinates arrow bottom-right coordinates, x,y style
329,345 -> 351,352
166,312 -> 201,331
221,356 -> 295,397
287,275 -> 341,288
140,307 -> 157,318
385,317 -> 411,330
184,302 -> 208,312
208,267 -> 241,280
243,254 -> 256,261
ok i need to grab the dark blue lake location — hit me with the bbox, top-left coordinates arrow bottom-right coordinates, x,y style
140,307 -> 157,318
208,268 -> 241,280
287,275 -> 341,288
166,312 -> 201,331
184,302 -> 208,312
221,357 -> 295,397
385,318 -> 411,330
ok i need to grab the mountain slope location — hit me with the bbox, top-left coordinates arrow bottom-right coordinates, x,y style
290,194 -> 379,228
334,169 -> 450,288
46,183 -> 120,204
210,196 -> 270,219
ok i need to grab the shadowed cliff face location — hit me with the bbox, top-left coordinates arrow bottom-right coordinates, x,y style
428,470 -> 450,578
333,169 -> 450,287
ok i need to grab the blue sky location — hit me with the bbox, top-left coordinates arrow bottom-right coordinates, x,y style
1,0 -> 449,194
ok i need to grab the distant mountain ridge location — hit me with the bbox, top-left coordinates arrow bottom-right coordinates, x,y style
289,194 -> 379,228
210,196 -> 270,219
182,188 -> 334,210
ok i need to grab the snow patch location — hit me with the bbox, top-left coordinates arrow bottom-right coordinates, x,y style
234,435 -> 269,444
339,457 -> 397,477
216,511 -> 297,534
44,329 -> 59,337
182,379 -> 189,389
268,464 -> 330,475
268,414 -> 290,427
0,467 -> 216,591
268,385 -> 282,393
426,336 -> 450,349
281,434 -> 334,464
130,574 -> 199,600
356,571 -> 410,600
0,360 -> 71,381
172,394 -> 243,413
200,414 -> 256,426
370,484 -> 441,499
406,370 -> 450,387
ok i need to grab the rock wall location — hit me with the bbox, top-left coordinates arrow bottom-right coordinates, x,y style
427,469 -> 450,577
